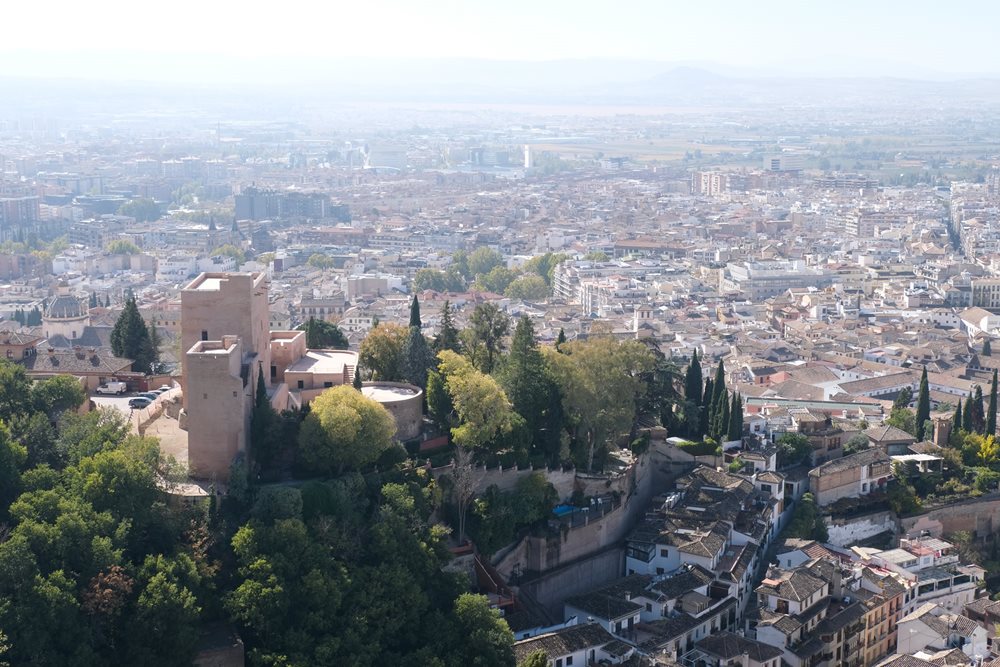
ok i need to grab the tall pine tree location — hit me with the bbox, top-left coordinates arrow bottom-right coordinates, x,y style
988,370 -> 998,436
434,300 -> 461,354
953,398 -> 963,433
915,367 -> 931,441
110,295 -> 154,373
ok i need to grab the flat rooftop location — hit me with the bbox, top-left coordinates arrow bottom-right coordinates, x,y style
287,349 -> 358,374
196,277 -> 223,291
363,383 -> 421,403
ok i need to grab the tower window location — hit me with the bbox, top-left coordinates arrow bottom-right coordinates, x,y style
201,330 -> 208,341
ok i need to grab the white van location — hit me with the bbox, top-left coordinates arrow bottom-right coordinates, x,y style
96,381 -> 127,395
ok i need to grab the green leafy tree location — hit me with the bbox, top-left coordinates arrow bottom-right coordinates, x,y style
467,247 -> 504,279
306,253 -> 334,269
105,239 -> 141,255
472,266 -> 517,294
893,387 -> 913,410
787,492 -> 828,541
519,650 -> 550,667
887,406 -> 917,436
466,303 -> 510,373
437,351 -> 515,452
117,198 -> 160,222
110,295 -> 154,373
299,316 -> 349,349
211,244 -> 246,267
583,250 -> 609,261
776,432 -> 813,468
505,274 -> 550,300
543,338 -> 654,471
447,594 -> 515,667
298,385 -> 397,474
0,422 -> 26,514
520,252 -> 568,286
30,375 -> 86,419
358,323 -> 408,381
916,367 -> 931,441
844,433 -> 871,456
413,268 -> 465,293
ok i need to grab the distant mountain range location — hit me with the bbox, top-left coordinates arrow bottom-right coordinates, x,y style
3,53 -> 1000,109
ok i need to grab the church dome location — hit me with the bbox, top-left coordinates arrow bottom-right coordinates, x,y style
45,283 -> 88,320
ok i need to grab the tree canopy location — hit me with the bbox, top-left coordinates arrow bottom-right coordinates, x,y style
298,385 -> 398,475
110,295 -> 157,374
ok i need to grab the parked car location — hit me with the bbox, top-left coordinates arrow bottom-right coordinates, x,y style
148,388 -> 167,396
137,392 -> 158,401
158,384 -> 172,392
95,381 -> 127,395
128,397 -> 152,409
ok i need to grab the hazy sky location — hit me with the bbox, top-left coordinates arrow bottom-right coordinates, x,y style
3,0 -> 998,79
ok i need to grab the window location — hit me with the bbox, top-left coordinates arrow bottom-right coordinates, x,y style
201,330 -> 208,341
566,658 -> 573,666
556,660 -> 563,667
297,380 -> 304,389
271,365 -> 277,379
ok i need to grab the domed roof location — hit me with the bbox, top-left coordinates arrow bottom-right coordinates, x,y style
45,294 -> 86,320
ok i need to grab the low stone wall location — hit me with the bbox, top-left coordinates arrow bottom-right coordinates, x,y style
824,510 -> 897,547
431,462 -> 578,500
493,450 -> 656,577
900,493 -> 1000,538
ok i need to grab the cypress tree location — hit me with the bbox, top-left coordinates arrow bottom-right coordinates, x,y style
684,349 -> 703,405
250,363 -> 276,468
988,370 -> 998,436
954,398 -> 963,433
963,392 -> 974,433
985,339 -> 993,357
972,385 -> 986,434
104,293 -> 111,307
353,368 -> 363,390
915,367 -> 931,441
715,391 -> 730,442
409,294 -> 421,328
712,360 -> 727,408
728,393 -> 744,442
89,292 -> 98,308
555,327 -> 567,351
27,306 -> 41,326
698,378 -> 712,439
